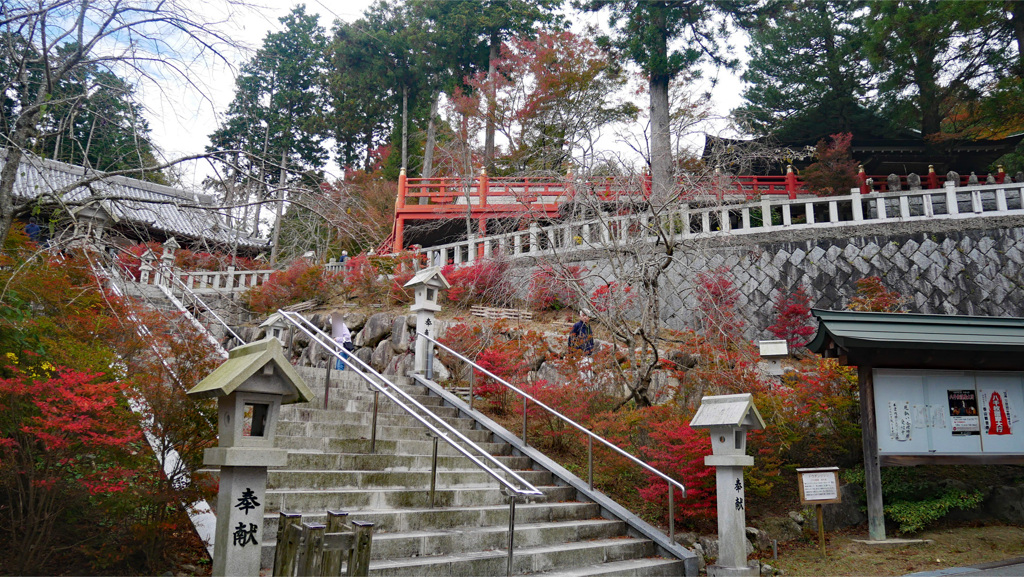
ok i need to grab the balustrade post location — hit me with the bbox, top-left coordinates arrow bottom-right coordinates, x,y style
397,167 -> 407,209
529,223 -> 540,252
759,199 -> 772,230
926,165 -> 939,189
851,190 -> 864,221
785,165 -> 798,200
478,167 -> 488,207
945,182 -> 959,215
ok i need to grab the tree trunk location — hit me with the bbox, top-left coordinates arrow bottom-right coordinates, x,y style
0,145 -> 24,247
484,32 -> 499,172
401,84 -> 409,170
422,92 -> 439,179
269,152 -> 287,266
649,74 -> 673,204
420,91 -> 440,206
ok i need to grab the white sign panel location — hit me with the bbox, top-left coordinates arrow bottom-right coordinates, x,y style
874,369 -> 1024,456
801,472 -> 838,500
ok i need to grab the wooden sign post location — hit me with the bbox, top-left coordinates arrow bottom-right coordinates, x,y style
796,467 -> 841,558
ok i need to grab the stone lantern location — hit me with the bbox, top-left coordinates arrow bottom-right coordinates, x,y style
403,266 -> 450,375
758,339 -> 788,377
690,393 -> 766,577
187,337 -> 313,577
259,312 -> 290,345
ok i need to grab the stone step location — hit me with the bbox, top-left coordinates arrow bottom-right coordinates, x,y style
262,501 -> 601,535
367,519 -> 628,560
275,421 -> 493,445
534,558 -> 691,577
365,537 -> 658,577
282,451 -> 533,472
276,412 -> 482,436
264,484 -> 573,512
267,468 -> 553,491
284,397 -> 461,420
274,436 -> 513,456
284,393 -> 449,416
259,518 -> 627,568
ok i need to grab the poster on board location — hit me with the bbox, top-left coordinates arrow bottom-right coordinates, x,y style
948,389 -> 980,436
981,390 -> 1012,436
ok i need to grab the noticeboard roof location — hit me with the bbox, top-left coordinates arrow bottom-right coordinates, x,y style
807,309 -> 1024,371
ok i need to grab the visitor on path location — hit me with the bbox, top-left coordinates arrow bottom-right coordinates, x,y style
568,309 -> 595,355
335,321 -> 353,370
25,217 -> 41,243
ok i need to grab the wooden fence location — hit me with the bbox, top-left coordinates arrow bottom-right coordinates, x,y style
272,511 -> 373,577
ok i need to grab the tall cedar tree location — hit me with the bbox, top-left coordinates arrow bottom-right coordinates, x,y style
865,1 -> 1011,138
578,1 -> 751,202
735,0 -> 893,142
207,5 -> 329,241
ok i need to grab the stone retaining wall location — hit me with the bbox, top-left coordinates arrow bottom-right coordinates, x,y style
530,216 -> 1024,338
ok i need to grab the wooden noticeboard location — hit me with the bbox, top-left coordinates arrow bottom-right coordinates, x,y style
796,467 -> 841,505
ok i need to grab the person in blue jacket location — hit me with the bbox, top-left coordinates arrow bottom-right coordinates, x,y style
568,309 -> 595,355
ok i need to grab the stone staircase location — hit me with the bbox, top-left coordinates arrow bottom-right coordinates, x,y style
258,366 -> 692,576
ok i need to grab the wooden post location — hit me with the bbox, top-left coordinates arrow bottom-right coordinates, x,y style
478,167 -> 489,207
273,512 -> 303,577
397,168 -> 407,209
297,523 -> 325,577
786,165 -> 798,200
348,521 -> 374,577
323,511 -> 350,575
858,166 -> 869,194
816,503 -> 826,558
858,365 -> 886,541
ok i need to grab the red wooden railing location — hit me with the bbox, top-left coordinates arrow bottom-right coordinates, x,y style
385,167 -> 1009,253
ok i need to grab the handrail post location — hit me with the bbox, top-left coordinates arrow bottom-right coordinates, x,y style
507,495 -> 517,577
668,483 -> 675,543
522,396 -> 528,446
469,369 -> 475,411
370,390 -> 379,453
588,433 -> 594,490
429,434 -> 439,508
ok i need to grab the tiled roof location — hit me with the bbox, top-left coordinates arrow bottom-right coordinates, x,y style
3,151 -> 265,248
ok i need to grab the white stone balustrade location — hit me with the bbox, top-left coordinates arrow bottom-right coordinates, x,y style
419,181 -> 1024,267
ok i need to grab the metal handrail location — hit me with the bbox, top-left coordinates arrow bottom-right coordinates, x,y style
420,331 -> 686,541
278,312 -> 543,498
280,311 -> 541,577
157,263 -> 246,347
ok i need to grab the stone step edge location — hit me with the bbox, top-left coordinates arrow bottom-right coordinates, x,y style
366,536 -> 655,570
410,373 -> 700,574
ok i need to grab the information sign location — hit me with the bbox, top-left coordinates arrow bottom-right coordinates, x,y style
796,467 -> 841,505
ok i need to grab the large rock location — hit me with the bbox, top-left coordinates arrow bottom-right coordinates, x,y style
344,312 -> 367,332
823,484 -> 867,530
986,486 -> 1024,524
756,516 -> 802,543
354,347 -> 372,367
371,340 -> 394,372
390,316 -> 411,353
356,313 -> 392,348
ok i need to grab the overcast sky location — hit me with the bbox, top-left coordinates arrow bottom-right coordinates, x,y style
145,0 -> 746,188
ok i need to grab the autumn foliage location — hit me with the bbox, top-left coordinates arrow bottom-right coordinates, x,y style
767,284 -> 816,348
0,245 -> 219,574
245,258 -> 342,313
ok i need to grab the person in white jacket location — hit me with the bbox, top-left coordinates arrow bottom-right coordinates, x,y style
335,321 -> 352,370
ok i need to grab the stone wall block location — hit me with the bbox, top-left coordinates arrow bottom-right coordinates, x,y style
390,316 -> 410,353
788,248 -> 806,267
356,313 -> 392,348
371,340 -> 394,372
